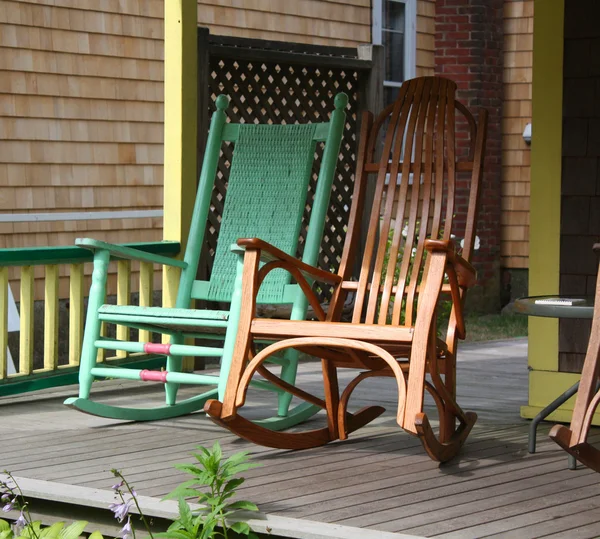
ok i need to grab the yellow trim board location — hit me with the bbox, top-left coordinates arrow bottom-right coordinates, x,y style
521,369 -> 600,426
528,0 -> 564,374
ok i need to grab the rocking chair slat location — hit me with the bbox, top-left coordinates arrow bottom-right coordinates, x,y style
65,92 -> 348,424
204,76 -> 488,463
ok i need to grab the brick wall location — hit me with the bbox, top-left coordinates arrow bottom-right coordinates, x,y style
559,1 -> 600,373
435,0 -> 504,311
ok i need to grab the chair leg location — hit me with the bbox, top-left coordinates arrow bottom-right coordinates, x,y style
78,250 -> 110,399
410,336 -> 476,463
276,348 -> 300,417
164,334 -> 184,406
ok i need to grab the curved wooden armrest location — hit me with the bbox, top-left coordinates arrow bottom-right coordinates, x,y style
424,239 -> 477,289
75,238 -> 187,268
234,238 -> 343,285
424,239 -> 477,340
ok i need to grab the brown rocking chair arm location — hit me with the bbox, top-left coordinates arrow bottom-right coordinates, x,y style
234,238 -> 343,285
424,239 -> 477,289
424,239 -> 475,340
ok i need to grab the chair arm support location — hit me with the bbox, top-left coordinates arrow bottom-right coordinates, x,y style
233,238 -> 343,285
75,238 -> 187,269
424,239 -> 477,340
424,239 -> 477,289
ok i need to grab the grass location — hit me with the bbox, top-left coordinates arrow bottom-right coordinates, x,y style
441,312 -> 528,343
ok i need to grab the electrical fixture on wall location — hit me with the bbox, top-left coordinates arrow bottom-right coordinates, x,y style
523,123 -> 532,145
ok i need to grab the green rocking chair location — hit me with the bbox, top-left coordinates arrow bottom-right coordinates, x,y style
64,92 -> 348,426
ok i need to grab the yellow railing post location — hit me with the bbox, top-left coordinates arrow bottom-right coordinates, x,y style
43,265 -> 59,371
19,266 -> 34,375
139,261 -> 154,343
0,267 -> 8,379
116,260 -> 131,358
163,0 -> 198,370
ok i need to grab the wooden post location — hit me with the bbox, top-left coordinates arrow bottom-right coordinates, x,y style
521,0 -> 565,420
358,44 -> 384,117
197,27 -> 210,181
163,0 -> 198,306
163,0 -> 198,371
356,44 -> 384,278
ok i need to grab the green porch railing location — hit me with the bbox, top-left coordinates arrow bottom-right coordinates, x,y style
0,242 -> 180,397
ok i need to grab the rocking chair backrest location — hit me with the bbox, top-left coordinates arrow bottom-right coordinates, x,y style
332,77 -> 487,328
175,93 -> 348,309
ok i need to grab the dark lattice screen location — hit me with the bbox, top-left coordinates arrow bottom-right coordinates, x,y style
200,36 -> 368,301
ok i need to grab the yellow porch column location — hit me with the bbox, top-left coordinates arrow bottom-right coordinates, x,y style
521,0 -> 564,419
162,0 -> 198,307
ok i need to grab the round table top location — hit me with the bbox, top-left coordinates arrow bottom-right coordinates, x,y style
514,295 -> 594,319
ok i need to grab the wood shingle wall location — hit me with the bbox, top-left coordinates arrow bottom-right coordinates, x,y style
501,0 -> 533,269
417,0 -> 435,76
0,0 -> 372,300
1,0 -> 519,302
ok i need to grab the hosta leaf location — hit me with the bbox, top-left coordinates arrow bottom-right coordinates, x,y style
154,531 -> 192,539
39,522 -> 64,538
59,520 -> 88,539
230,521 -> 251,535
87,532 -> 105,539
0,520 -> 9,532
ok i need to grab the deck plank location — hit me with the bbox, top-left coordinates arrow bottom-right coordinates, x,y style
3,339 -> 600,538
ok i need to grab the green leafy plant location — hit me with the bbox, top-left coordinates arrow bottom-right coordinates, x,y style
0,472 -> 103,539
159,442 -> 260,539
3,442 -> 261,539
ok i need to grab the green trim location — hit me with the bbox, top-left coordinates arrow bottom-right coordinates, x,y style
0,356 -> 165,397
76,238 -> 187,267
0,241 -> 181,267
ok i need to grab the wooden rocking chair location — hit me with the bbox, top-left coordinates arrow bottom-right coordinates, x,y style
64,93 -> 348,425
205,77 -> 488,462
550,244 -> 600,471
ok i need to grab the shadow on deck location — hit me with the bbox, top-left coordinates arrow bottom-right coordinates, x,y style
3,338 -> 600,538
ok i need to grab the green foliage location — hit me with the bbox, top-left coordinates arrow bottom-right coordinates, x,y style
2,443 -> 261,539
159,442 -> 260,539
0,472 -> 104,539
0,519 -> 99,539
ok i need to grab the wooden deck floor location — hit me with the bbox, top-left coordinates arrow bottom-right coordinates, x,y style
3,338 -> 600,538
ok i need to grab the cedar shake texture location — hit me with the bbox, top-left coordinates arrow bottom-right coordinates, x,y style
559,0 -> 600,373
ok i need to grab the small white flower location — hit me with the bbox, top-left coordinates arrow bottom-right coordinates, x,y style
402,225 -> 408,238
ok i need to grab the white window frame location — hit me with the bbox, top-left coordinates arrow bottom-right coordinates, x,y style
372,0 -> 417,87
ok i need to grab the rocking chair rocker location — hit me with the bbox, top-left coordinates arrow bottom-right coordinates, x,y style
65,93 -> 348,425
205,77 -> 488,462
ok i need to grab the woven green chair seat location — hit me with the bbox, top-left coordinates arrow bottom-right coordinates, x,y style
98,304 -> 229,333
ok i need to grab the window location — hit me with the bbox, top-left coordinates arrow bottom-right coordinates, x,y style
372,0 -> 416,105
